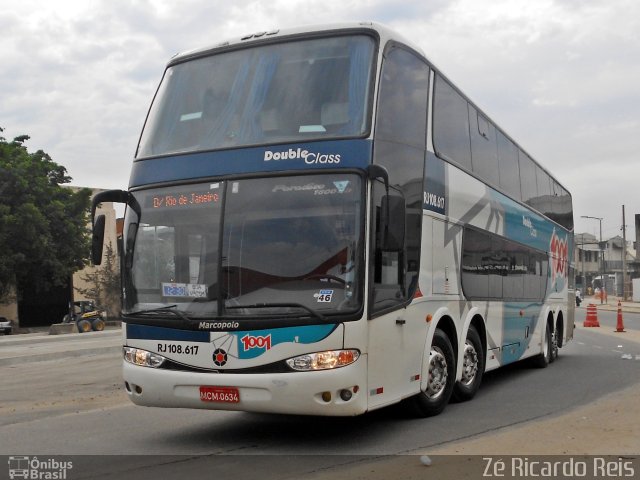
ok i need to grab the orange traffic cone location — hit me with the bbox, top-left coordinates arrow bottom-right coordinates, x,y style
584,303 -> 600,327
615,301 -> 626,332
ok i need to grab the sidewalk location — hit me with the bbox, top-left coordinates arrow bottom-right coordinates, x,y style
582,296 -> 640,314
0,327 -> 122,366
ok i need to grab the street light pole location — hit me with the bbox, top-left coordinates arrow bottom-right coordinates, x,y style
582,215 -> 604,304
622,205 -> 628,300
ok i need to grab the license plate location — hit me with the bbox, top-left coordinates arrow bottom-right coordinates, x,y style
199,386 -> 240,403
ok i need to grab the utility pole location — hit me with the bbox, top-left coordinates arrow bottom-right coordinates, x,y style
582,215 -> 604,304
622,205 -> 628,300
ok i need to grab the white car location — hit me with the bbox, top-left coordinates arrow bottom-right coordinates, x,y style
0,316 -> 12,335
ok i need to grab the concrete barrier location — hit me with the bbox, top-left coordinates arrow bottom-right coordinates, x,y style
48,323 -> 78,335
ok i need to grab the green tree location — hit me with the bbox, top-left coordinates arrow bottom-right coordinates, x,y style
0,128 -> 92,302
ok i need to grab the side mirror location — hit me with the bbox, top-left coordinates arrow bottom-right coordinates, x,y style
91,214 -> 106,265
380,195 -> 405,251
90,189 -> 137,266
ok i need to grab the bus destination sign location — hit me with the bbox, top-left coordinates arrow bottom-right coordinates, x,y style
151,190 -> 220,209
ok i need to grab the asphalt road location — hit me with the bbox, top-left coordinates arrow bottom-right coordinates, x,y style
1,310 -> 639,479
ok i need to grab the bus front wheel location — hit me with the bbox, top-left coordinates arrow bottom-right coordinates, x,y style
411,328 -> 456,417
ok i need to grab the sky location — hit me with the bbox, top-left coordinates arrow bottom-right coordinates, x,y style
1,0 -> 638,242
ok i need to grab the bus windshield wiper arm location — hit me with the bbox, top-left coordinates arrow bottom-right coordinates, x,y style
226,303 -> 326,322
126,305 -> 191,322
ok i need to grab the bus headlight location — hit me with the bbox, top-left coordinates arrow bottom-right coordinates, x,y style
124,347 -> 166,368
286,349 -> 360,371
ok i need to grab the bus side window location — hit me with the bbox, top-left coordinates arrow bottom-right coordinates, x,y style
372,183 -> 406,311
371,45 -> 428,316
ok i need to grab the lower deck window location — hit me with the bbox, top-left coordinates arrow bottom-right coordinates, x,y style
461,227 -> 548,301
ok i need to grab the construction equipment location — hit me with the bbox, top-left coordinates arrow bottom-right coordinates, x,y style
62,301 -> 106,333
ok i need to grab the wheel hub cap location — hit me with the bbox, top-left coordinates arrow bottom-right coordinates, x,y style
460,342 -> 478,386
426,347 -> 448,399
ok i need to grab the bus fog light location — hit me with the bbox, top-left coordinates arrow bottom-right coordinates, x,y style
124,347 -> 166,368
321,391 -> 332,402
286,349 -> 360,371
339,389 -> 353,401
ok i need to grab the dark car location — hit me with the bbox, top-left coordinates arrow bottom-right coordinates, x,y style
0,316 -> 12,335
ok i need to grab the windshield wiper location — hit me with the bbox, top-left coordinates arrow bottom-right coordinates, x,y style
126,305 -> 191,322
226,302 -> 327,322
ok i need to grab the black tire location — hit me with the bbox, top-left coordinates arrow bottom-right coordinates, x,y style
549,323 -> 559,363
77,319 -> 92,333
532,321 -> 552,368
91,317 -> 105,331
410,328 -> 456,417
452,325 -> 484,402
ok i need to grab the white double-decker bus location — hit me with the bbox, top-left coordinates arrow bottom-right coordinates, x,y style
92,22 -> 574,417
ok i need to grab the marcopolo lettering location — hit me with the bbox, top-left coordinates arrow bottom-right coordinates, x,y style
198,321 -> 240,330
263,148 -> 341,164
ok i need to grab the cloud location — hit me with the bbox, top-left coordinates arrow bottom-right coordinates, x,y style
1,0 -> 638,238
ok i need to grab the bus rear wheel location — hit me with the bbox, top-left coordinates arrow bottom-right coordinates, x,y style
550,326 -> 559,363
452,325 -> 484,402
532,321 -> 552,368
410,328 -> 456,417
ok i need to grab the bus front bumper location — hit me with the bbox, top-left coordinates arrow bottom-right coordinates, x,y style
122,356 -> 368,416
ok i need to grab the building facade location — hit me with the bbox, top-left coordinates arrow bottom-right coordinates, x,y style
574,232 -> 638,298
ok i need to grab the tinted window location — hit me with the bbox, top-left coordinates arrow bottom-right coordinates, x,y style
549,181 -> 574,230
496,131 -> 521,201
518,151 -> 537,206
462,228 -> 490,298
433,75 -> 472,171
372,46 -> 428,313
462,227 -> 548,301
376,47 -> 429,147
535,165 -> 553,217
137,35 -> 375,157
469,105 -> 499,187
122,175 -> 365,317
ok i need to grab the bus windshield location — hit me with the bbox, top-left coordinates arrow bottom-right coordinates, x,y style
137,35 -> 375,158
122,174 -> 363,320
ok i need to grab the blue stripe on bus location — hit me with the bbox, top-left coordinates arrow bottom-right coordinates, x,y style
502,302 -> 542,364
498,191 -> 556,252
129,139 -> 373,187
495,190 -> 571,293
232,324 -> 339,360
126,324 -> 210,342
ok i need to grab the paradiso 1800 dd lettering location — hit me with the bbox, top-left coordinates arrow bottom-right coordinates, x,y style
264,148 -> 341,164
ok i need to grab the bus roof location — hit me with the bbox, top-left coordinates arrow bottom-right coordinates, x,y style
168,22 -> 425,66
157,22 -> 571,206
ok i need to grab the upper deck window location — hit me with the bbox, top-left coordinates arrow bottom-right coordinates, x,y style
137,35 -> 375,158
